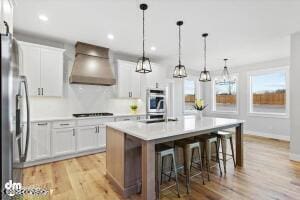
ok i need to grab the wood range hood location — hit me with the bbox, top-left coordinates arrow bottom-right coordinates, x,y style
69,42 -> 116,85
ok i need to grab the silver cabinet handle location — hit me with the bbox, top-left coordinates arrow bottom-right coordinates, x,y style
95,126 -> 98,133
37,122 -> 48,126
42,88 -> 44,96
38,88 -> 40,96
72,128 -> 75,136
60,123 -> 70,126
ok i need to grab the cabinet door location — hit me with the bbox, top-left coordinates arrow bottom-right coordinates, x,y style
118,61 -> 132,98
52,128 -> 76,156
97,126 -> 106,149
31,122 -> 51,160
77,126 -> 98,152
40,49 -> 63,97
19,44 -> 41,96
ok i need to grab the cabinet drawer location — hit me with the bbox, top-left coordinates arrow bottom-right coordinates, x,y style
115,116 -> 138,121
77,118 -> 115,126
52,120 -> 76,129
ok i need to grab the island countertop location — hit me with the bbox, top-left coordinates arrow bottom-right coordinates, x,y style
105,116 -> 244,141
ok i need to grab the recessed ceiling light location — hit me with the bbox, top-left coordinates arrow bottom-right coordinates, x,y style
107,34 -> 114,40
38,14 -> 48,21
150,46 -> 156,51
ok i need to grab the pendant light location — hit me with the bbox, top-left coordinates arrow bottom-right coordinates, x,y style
173,21 -> 187,78
199,33 -> 211,82
221,58 -> 231,83
136,3 -> 152,73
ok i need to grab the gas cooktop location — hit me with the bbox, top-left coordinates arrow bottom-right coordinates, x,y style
72,113 -> 114,118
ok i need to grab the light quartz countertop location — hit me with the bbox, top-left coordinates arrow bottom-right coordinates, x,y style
106,116 -> 244,141
31,113 -> 146,122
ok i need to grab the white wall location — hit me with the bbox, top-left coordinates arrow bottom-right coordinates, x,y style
15,32 -> 149,119
203,58 -> 290,140
290,32 -> 300,161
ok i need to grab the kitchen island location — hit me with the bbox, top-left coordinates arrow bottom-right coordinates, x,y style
105,116 -> 244,200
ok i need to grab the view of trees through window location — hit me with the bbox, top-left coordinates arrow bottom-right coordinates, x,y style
184,80 -> 196,111
214,77 -> 238,112
250,70 -> 287,114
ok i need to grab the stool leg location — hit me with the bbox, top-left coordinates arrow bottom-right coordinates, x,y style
184,145 -> 192,194
168,156 -> 173,182
230,137 -> 236,168
205,141 -> 210,181
160,156 -> 164,184
155,153 -> 162,200
215,141 -> 222,176
221,137 -> 227,174
190,148 -> 195,172
197,145 -> 205,185
171,152 -> 180,198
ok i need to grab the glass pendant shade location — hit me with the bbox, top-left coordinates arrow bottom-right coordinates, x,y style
220,59 -> 231,83
199,33 -> 211,82
173,20 -> 187,78
136,57 -> 152,73
173,64 -> 187,78
136,3 -> 152,74
199,70 -> 211,82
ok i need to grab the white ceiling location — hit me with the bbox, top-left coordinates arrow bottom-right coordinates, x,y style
14,0 -> 300,71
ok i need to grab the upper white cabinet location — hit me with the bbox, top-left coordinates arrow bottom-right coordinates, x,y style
1,0 -> 14,34
18,41 -> 65,97
117,60 -> 141,98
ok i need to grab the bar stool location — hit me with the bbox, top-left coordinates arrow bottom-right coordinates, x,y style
216,131 -> 236,174
155,144 -> 180,199
195,133 -> 223,180
174,138 -> 205,194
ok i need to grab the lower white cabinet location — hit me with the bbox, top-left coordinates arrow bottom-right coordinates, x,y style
52,127 -> 76,156
76,125 -> 99,152
31,122 -> 51,160
97,126 -> 106,148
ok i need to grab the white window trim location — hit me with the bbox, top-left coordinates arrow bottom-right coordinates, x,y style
247,66 -> 290,118
211,73 -> 239,115
183,77 -> 201,114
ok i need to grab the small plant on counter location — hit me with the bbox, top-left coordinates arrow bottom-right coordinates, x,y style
130,103 -> 138,114
194,99 -> 207,111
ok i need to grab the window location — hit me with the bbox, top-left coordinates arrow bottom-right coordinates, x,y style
248,67 -> 289,116
184,80 -> 196,111
212,75 -> 238,113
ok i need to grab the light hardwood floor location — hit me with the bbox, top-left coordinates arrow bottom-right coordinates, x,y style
23,135 -> 300,200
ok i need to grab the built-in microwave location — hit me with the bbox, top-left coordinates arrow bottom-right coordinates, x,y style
146,89 -> 166,113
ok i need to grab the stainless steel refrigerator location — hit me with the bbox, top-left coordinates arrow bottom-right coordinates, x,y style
1,21 -> 30,196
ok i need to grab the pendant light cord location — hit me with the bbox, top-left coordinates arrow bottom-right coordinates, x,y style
142,9 -> 145,58
204,36 -> 207,71
179,24 -> 181,65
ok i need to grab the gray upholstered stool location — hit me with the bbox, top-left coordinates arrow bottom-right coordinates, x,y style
195,133 -> 223,180
155,144 -> 180,199
216,131 -> 236,173
174,138 -> 205,194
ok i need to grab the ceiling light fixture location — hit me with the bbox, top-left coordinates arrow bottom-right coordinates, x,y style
150,46 -> 156,51
173,20 -> 187,78
38,14 -> 48,21
107,34 -> 114,40
221,58 -> 232,83
136,3 -> 152,73
199,33 -> 211,82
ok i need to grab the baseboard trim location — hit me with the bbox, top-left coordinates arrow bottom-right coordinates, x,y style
290,153 -> 300,162
244,130 -> 290,141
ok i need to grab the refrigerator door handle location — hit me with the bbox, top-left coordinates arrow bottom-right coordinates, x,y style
3,21 -> 10,35
16,76 -> 30,162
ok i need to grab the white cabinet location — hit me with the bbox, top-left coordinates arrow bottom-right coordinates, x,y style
118,60 -> 141,98
97,126 -> 106,148
76,125 -> 98,152
1,0 -> 14,34
31,122 -> 51,160
18,41 -> 64,97
52,128 -> 76,156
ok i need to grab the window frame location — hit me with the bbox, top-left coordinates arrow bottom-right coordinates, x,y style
247,66 -> 290,118
183,77 -> 201,114
211,73 -> 239,115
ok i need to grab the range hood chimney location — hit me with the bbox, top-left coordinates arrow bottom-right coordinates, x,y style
69,42 -> 116,85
